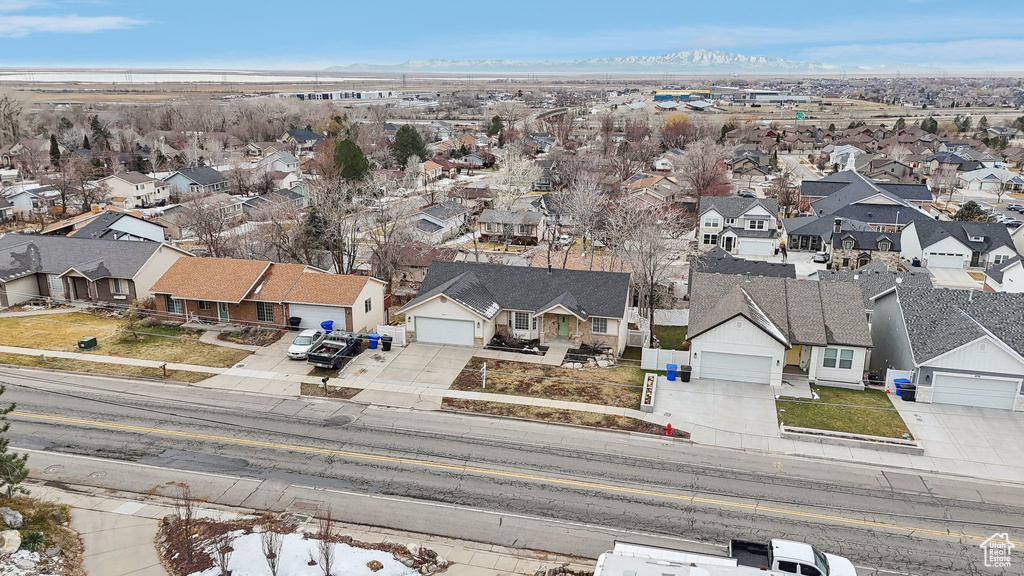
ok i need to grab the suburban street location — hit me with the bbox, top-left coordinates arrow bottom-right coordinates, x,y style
2,367 -> 1020,575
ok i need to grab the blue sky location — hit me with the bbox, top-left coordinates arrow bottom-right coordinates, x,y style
1,0 -> 1023,70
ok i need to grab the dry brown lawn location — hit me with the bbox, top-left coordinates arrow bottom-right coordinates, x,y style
0,312 -> 249,367
300,382 -> 362,399
0,352 -> 214,383
452,357 -> 642,408
442,398 -> 688,437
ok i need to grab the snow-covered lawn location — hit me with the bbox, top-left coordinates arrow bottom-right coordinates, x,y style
188,532 -> 419,576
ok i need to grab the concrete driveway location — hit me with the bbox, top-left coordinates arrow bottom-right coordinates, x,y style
652,377 -> 781,451
344,342 -> 476,387
928,267 -> 983,290
892,400 -> 1024,481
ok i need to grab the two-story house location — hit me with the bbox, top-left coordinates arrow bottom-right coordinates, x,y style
900,220 -> 1018,269
257,150 -> 300,175
477,209 -> 546,245
412,201 -> 470,245
163,166 -> 230,197
279,128 -> 325,154
95,171 -> 171,209
698,197 -> 780,257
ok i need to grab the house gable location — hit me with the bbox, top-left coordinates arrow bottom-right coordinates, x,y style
922,335 -> 1024,374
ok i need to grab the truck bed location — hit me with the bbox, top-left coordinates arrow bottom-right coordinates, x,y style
306,333 -> 360,369
729,540 -> 771,569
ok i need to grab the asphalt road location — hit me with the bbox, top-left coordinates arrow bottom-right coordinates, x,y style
2,367 -> 1022,576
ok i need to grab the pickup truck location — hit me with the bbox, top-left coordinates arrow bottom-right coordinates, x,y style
730,539 -> 856,576
306,332 -> 361,370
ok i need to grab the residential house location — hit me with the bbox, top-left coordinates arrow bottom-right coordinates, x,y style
1,138 -> 64,172
2,185 -> 63,218
987,126 -> 1023,140
279,128 -> 325,154
652,149 -> 685,172
870,287 -> 1024,411
800,170 -> 933,215
862,158 -> 914,182
957,168 -> 1024,192
419,160 -> 444,184
534,158 -> 558,191
531,192 -> 574,227
379,242 -> 458,299
412,201 -> 470,245
477,209 -> 546,244
163,166 -> 230,197
804,171 -> 933,233
726,148 -> 770,183
900,219 -> 1018,269
813,259 -> 933,327
1012,224 -> 1024,255
687,246 -> 795,297
828,217 -> 901,270
96,171 -> 171,209
242,188 -> 307,220
0,234 -> 189,308
52,209 -> 166,242
0,198 -> 11,221
399,261 -> 633,353
257,150 -> 300,175
151,257 -> 387,332
783,216 -> 874,253
921,153 -> 982,176
157,193 -> 245,241
624,173 -> 690,207
247,141 -> 288,158
828,144 -> 869,171
984,256 -> 1024,293
697,197 -> 780,257
687,272 -> 873,387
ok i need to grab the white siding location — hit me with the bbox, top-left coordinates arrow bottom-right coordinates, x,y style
808,346 -> 868,384
690,317 -> 785,385
987,245 -> 1018,267
349,279 -> 387,334
107,217 -> 165,242
923,337 -> 1024,375
406,297 -> 486,343
899,222 -> 923,261
132,245 -> 189,299
2,275 -> 41,306
922,236 -> 970,268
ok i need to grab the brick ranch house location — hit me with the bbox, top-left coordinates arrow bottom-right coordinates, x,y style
151,257 -> 387,332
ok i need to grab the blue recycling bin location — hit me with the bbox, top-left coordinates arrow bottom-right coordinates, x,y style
894,378 -> 910,397
320,320 -> 334,334
368,333 -> 380,350
666,363 -> 678,381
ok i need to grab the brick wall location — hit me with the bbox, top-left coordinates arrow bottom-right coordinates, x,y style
830,248 -> 900,271
154,295 -> 284,327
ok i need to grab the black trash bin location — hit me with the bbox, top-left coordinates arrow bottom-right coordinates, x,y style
288,317 -> 302,331
679,365 -> 692,383
901,384 -> 917,402
380,335 -> 393,352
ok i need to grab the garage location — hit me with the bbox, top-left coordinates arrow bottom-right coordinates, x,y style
739,240 -> 774,256
700,351 -> 772,384
925,252 -> 965,268
415,317 -> 475,346
931,373 -> 1021,410
288,303 -> 348,331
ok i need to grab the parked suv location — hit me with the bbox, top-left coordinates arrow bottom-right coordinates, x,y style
813,251 -> 830,263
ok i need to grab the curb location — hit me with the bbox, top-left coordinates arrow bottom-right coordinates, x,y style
439,404 -> 689,442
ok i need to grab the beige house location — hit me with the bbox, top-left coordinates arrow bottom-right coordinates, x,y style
96,171 -> 171,209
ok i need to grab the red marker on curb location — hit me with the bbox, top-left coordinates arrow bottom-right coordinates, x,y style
666,423 -> 673,437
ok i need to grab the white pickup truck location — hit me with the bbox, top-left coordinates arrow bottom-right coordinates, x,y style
730,539 -> 857,576
594,540 -> 856,576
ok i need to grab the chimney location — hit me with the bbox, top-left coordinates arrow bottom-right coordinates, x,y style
833,218 -> 843,234
547,263 -> 552,275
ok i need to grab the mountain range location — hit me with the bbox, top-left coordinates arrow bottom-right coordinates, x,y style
327,49 -> 846,74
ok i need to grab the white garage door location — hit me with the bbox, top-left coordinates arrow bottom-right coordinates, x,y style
415,317 -> 475,346
739,240 -> 774,256
925,252 -> 965,268
288,303 -> 348,331
700,351 -> 772,384
932,374 -> 1020,410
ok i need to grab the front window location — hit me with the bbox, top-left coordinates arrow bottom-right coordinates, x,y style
256,301 -> 274,323
702,233 -> 718,245
110,278 -> 129,295
514,311 -> 530,331
702,217 -> 720,228
197,300 -> 211,311
592,317 -> 608,334
747,219 -> 767,230
823,348 -> 855,369
165,295 -> 182,315
485,222 -> 497,233
993,254 -> 1009,265
725,218 -> 736,226
48,274 -> 63,294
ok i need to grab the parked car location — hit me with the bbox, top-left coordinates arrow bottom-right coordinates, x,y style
287,329 -> 325,360
813,251 -> 830,263
1007,203 -> 1024,213
737,189 -> 757,198
1005,219 -> 1023,228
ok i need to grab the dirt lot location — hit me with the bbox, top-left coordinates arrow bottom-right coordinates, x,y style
451,357 -> 642,408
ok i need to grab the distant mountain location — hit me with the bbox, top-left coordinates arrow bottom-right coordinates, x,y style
327,49 -> 842,74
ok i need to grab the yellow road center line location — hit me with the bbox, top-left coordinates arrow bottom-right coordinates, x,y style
13,410 -> 1014,545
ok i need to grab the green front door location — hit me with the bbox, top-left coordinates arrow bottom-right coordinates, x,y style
557,315 -> 569,337
217,302 -> 230,321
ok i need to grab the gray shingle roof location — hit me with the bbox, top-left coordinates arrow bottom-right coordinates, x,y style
720,226 -> 779,239
478,209 -> 543,225
285,128 -> 325,143
170,166 -> 227,186
689,248 -> 796,279
403,261 -> 631,319
699,196 -> 778,219
689,272 -> 872,348
783,216 -> 873,239
891,286 -> 1024,362
71,211 -> 162,241
830,230 -> 901,251
816,260 -> 933,309
908,219 -> 1015,253
984,255 -> 1021,284
0,234 -> 165,282
421,200 -> 469,222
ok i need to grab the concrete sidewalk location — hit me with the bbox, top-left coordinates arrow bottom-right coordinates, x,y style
0,345 -> 226,374
30,482 -> 591,576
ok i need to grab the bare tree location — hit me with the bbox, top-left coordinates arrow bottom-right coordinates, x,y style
559,172 -> 608,269
173,484 -> 198,566
317,507 -> 336,576
494,149 -> 541,211
598,114 -> 616,154
679,139 -> 729,199
495,101 -> 521,132
178,193 -> 236,257
211,531 -> 234,576
610,140 -> 659,182
363,172 -> 414,292
930,164 -> 959,204
884,143 -> 911,165
767,170 -> 797,217
261,525 -> 284,576
0,92 -> 24,147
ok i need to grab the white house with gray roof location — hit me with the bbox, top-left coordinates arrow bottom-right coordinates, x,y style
163,166 -> 230,197
399,262 -> 632,353
687,273 -> 872,387
698,197 -> 780,257
412,201 -> 469,245
870,287 -> 1024,411
900,220 -> 1018,269
984,256 -> 1024,293
0,234 -> 189,308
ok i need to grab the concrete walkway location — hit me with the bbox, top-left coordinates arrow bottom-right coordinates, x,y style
198,330 -> 260,351
30,481 -> 591,576
474,342 -> 571,366
0,345 -> 226,374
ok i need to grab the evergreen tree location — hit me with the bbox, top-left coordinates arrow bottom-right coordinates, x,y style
89,115 -> 111,150
953,201 -> 988,222
0,384 -> 29,498
769,150 -> 779,170
978,116 -> 989,132
828,123 -> 837,132
393,125 -> 428,168
894,117 -> 906,131
49,134 -> 61,167
333,139 -> 370,181
82,135 -> 91,150
920,117 -> 938,134
486,115 -> 504,137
